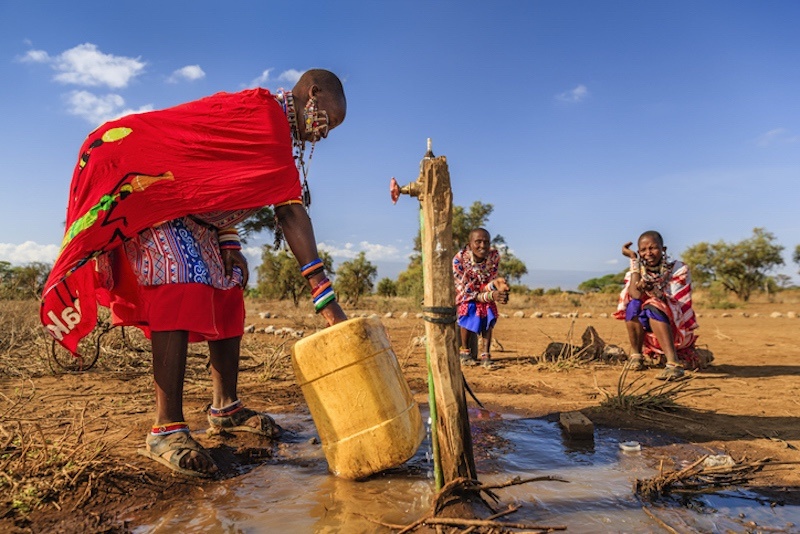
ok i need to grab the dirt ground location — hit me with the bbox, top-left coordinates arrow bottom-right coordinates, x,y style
1,293 -> 799,532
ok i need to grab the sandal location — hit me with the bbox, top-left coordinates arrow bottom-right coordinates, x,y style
460,348 -> 477,367
627,353 -> 645,371
207,405 -> 282,438
655,364 -> 685,382
137,430 -> 217,478
479,353 -> 496,370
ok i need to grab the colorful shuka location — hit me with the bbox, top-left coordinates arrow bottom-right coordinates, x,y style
453,247 -> 501,334
41,88 -> 301,354
613,259 -> 700,368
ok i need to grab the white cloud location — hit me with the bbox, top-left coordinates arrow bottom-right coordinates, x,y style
556,84 -> 589,103
248,68 -> 304,89
0,242 -> 59,265
168,65 -> 205,83
43,43 -> 145,89
318,241 -> 406,262
277,69 -> 303,84
65,90 -> 153,125
604,258 -> 620,265
249,68 -> 273,87
19,49 -> 50,63
756,128 -> 799,147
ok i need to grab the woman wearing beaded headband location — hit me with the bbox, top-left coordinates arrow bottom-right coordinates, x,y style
614,231 -> 702,381
43,69 -> 348,478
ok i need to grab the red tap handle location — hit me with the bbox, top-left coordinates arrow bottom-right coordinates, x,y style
390,177 -> 400,204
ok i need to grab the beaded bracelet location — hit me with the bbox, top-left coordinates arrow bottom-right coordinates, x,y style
301,258 -> 325,279
311,277 -> 332,297
218,228 -> 241,251
313,288 -> 337,313
629,258 -> 641,272
477,291 -> 494,303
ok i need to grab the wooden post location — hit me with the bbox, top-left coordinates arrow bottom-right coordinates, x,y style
391,142 -> 477,485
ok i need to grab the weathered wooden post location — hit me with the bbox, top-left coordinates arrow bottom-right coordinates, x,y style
390,140 -> 477,488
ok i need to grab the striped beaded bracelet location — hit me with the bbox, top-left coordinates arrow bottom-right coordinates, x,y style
314,290 -> 337,313
218,228 -> 241,250
301,258 -> 325,279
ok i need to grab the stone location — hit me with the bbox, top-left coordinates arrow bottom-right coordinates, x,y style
548,312 -> 562,318
581,312 -> 592,318
770,311 -> 783,318
244,324 -> 256,334
531,311 -> 544,318
559,411 -> 594,440
400,312 -> 409,319
384,312 -> 393,318
513,311 -> 525,318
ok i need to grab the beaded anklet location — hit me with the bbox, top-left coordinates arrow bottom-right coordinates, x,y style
151,422 -> 190,436
209,399 -> 244,418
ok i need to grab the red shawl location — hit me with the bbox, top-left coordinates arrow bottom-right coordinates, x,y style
41,88 -> 300,353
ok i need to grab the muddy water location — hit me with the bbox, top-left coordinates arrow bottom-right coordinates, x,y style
132,411 -> 800,533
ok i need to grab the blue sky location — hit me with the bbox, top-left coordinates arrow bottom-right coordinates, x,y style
1,1 -> 799,289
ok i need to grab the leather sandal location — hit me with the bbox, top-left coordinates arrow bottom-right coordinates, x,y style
137,430 -> 217,478
655,364 -> 685,381
207,406 -> 282,438
479,353 -> 497,370
460,348 -> 477,366
627,353 -> 646,371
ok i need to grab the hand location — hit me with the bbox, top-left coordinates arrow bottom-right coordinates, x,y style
221,248 -> 249,287
622,242 -> 637,260
320,301 -> 347,326
493,289 -> 509,304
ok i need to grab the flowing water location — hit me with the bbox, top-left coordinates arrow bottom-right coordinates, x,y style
132,411 -> 800,533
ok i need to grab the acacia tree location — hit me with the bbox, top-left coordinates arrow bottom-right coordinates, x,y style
376,277 -> 398,297
0,261 -> 51,300
495,244 -> 528,285
335,252 -> 377,306
794,244 -> 800,274
682,227 -> 784,301
256,248 -> 334,305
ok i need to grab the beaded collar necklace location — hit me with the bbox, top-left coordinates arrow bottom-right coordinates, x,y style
639,256 -> 673,290
276,90 -> 313,208
466,249 -> 493,281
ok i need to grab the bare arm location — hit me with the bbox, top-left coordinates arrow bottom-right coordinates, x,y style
275,203 -> 347,325
621,241 -> 642,300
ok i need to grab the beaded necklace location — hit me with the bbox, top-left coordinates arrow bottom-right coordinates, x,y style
276,90 -> 313,208
639,257 -> 673,299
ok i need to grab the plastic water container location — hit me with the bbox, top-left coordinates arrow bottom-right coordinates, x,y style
291,317 -> 424,479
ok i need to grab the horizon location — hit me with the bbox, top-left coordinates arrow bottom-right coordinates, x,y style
1,1 -> 799,290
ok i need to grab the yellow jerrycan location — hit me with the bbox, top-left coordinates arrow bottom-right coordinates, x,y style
291,317 -> 424,479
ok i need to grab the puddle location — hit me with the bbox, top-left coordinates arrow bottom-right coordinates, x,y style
132,411 -> 800,533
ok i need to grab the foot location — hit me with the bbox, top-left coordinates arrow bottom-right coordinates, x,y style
627,353 -> 645,371
207,407 -> 282,438
138,431 -> 218,478
460,348 -> 477,367
479,353 -> 496,370
655,364 -> 685,381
